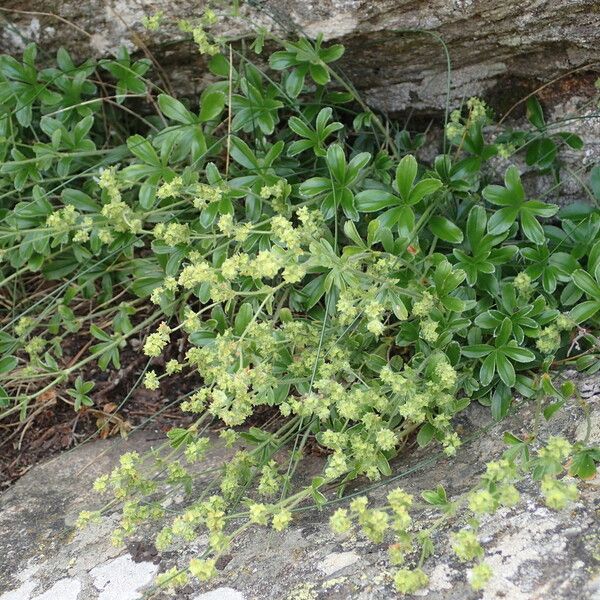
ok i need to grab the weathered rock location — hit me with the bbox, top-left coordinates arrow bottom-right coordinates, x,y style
1,372 -> 599,599
0,0 -> 599,114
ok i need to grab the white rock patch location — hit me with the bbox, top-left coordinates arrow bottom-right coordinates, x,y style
31,579 -> 81,600
90,554 -> 158,600
194,588 -> 245,600
318,551 -> 360,576
0,565 -> 41,600
0,581 -> 38,600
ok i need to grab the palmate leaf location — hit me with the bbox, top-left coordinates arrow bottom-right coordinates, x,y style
484,166 -> 558,244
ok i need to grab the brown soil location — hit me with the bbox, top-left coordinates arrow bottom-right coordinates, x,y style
0,337 -> 199,490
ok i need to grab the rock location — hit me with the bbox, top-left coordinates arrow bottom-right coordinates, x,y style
0,1 -> 599,114
194,588 -> 245,600
89,555 -> 158,600
318,551 -> 360,576
0,372 -> 599,599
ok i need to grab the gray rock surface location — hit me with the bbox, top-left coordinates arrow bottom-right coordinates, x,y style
1,372 -> 599,599
0,0 -> 599,113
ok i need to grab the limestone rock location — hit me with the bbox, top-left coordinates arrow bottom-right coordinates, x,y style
0,0 -> 599,113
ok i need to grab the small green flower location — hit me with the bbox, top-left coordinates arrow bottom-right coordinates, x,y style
451,529 -> 483,562
469,562 -> 493,590
540,476 -> 579,510
330,508 -> 352,534
272,508 -> 292,531
189,558 -> 217,581
393,568 -> 429,594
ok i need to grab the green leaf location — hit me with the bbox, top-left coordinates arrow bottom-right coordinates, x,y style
416,423 -> 435,447
421,485 -> 448,506
0,356 -> 17,373
429,216 -> 464,244
127,134 -> 160,166
496,352 -> 516,387
503,431 -> 524,445
320,43 -> 345,63
158,94 -> 195,124
504,165 -> 525,201
502,345 -> 535,363
462,344 -> 493,358
526,96 -> 545,130
395,154 -> 417,201
408,178 -> 442,205
199,90 -> 225,122
376,452 -> 392,476
590,165 -> 600,201
572,269 -> 600,299
466,205 -> 487,247
491,385 -> 512,420
568,449 -> 598,479
167,427 -> 194,448
569,300 -> 600,323
543,401 -> 565,420
480,352 -> 496,386
488,207 -> 518,235
520,210 -> 545,245
326,143 -> 346,182
233,303 -> 253,336
309,63 -> 329,85
229,136 -> 260,170
355,189 -> 397,212
90,324 -> 111,342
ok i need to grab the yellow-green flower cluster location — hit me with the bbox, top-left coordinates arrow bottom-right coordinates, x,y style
536,325 -> 561,355
101,197 -> 142,234
153,222 -> 191,246
258,460 -> 282,496
156,176 -> 183,199
97,451 -> 155,503
25,336 -> 45,356
513,272 -> 534,297
387,488 -> 413,533
412,292 -> 435,317
143,370 -> 160,390
466,97 -> 488,122
497,142 -> 516,159
540,476 -> 579,510
73,217 -> 93,243
248,502 -> 271,525
539,436 -> 572,463
143,322 -> 171,357
75,510 -> 101,528
393,568 -> 429,594
329,508 -> 352,533
272,507 -> 292,531
184,437 -> 210,463
445,109 -> 464,140
451,529 -> 483,561
15,316 -> 35,337
141,11 -> 163,31
260,180 -> 286,201
179,18 -> 220,55
193,182 -> 224,209
189,558 -> 217,581
46,204 -> 78,231
420,319 -> 439,344
469,562 -> 493,590
97,167 -> 143,233
365,300 -> 385,337
468,489 -> 497,514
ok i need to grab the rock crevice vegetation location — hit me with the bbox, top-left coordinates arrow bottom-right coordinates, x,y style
0,12 -> 599,597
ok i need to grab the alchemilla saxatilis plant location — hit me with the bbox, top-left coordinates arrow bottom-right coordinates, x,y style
1,10 -> 599,596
